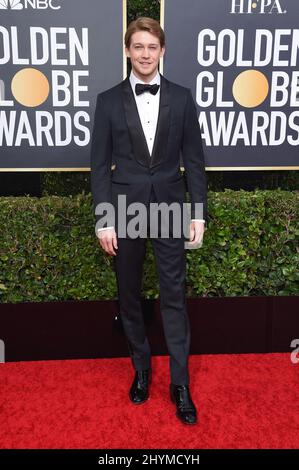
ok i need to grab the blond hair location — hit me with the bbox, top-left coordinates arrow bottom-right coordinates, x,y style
125,16 -> 165,49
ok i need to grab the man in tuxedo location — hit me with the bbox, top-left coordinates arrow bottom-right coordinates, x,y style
90,17 -> 207,425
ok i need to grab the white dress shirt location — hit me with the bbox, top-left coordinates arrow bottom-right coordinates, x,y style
129,69 -> 161,156
97,69 -> 205,234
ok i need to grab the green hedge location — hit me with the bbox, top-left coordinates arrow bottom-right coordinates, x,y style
40,170 -> 299,196
0,190 -> 297,303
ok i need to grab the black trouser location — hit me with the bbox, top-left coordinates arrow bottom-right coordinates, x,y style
113,186 -> 191,385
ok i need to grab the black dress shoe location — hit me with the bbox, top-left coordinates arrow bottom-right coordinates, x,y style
170,383 -> 197,425
129,368 -> 152,404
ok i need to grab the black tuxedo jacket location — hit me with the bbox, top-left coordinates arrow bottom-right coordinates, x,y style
90,72 -> 208,233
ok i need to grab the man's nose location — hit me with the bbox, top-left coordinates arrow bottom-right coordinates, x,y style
142,49 -> 150,58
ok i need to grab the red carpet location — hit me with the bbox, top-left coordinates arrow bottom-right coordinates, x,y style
0,353 -> 298,449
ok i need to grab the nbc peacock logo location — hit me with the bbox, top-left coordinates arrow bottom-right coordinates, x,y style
0,0 -> 61,10
0,0 -> 23,9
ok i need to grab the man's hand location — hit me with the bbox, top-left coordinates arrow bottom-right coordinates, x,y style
98,228 -> 118,256
189,220 -> 205,247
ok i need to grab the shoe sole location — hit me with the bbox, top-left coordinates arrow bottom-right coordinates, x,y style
129,395 -> 150,405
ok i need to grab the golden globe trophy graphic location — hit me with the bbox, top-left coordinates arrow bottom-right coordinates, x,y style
232,70 -> 269,108
11,68 -> 50,107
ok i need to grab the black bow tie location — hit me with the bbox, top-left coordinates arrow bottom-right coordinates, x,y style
135,83 -> 160,96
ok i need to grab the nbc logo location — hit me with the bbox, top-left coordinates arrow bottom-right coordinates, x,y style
0,0 -> 61,10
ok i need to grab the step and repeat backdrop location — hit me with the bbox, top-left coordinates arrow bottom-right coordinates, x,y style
0,0 -> 298,170
0,0 -> 125,170
162,0 -> 299,169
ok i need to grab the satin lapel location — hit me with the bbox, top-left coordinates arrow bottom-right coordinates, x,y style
121,73 -> 170,168
150,73 -> 170,168
122,76 -> 151,167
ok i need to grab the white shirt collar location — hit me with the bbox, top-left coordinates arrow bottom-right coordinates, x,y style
129,69 -> 161,95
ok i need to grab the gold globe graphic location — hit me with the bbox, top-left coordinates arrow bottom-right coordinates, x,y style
232,70 -> 269,108
11,68 -> 50,107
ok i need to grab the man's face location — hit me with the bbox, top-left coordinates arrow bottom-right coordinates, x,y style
125,31 -> 165,82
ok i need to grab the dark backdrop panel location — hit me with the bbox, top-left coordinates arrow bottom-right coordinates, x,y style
0,0 -> 125,170
163,0 -> 299,169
